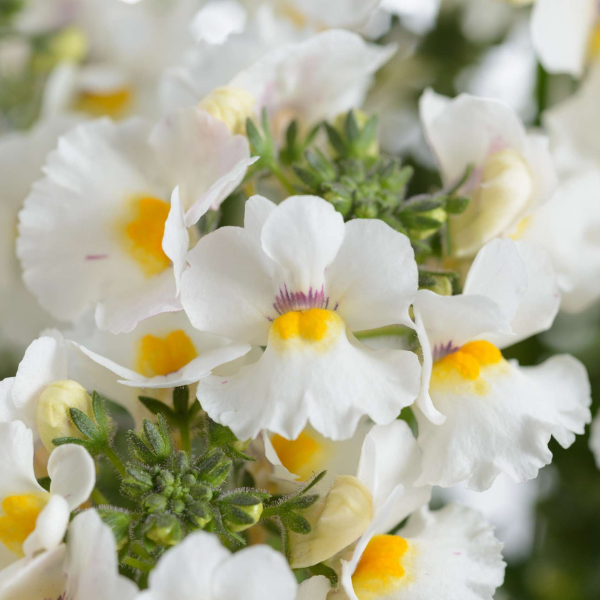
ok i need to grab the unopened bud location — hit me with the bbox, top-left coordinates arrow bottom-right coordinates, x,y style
420,274 -> 453,296
97,508 -> 132,551
188,502 -> 212,529
408,207 -> 447,241
145,514 -> 182,547
289,475 -> 373,569
198,86 -> 256,135
48,26 -> 88,63
224,501 -> 263,533
143,494 -> 167,513
36,380 -> 94,452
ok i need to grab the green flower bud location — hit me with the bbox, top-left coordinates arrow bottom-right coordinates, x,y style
181,473 -> 197,488
408,207 -> 447,240
354,203 -> 378,219
187,502 -> 212,529
144,514 -> 182,547
172,499 -> 186,514
420,274 -> 453,297
189,484 -> 213,502
143,494 -> 167,514
174,451 -> 190,474
224,502 -> 264,533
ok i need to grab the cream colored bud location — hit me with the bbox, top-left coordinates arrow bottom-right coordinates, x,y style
198,87 -> 256,135
36,380 -> 94,451
48,27 -> 89,63
289,475 -> 373,569
450,148 -> 533,257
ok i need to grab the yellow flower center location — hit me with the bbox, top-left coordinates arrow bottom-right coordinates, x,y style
0,493 -> 50,557
123,196 -> 171,277
431,341 -> 503,395
270,429 -> 331,481
74,87 -> 133,119
352,535 -> 412,600
271,308 -> 342,343
136,330 -> 199,377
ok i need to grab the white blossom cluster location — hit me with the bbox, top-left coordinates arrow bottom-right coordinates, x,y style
0,0 -> 599,599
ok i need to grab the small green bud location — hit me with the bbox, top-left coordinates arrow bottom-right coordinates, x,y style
160,470 -> 175,486
324,191 -> 352,218
224,502 -> 264,533
354,203 -> 378,219
408,207 -> 447,240
143,494 -> 167,513
172,499 -> 186,514
187,503 -> 212,529
97,508 -> 132,551
144,514 -> 182,547
174,451 -> 190,474
189,484 -> 213,502
182,473 -> 197,488
419,274 -> 453,296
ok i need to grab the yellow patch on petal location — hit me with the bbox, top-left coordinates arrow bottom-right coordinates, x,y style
352,535 -> 413,600
136,330 -> 198,377
589,21 -> 600,59
271,429 -> 332,481
123,196 -> 171,277
509,215 -> 531,241
0,493 -> 50,557
270,309 -> 343,355
432,341 -> 504,394
74,87 -> 133,119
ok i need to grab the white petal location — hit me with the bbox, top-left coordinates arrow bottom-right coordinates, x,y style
244,195 -> 276,249
66,510 -> 138,600
289,0 -> 380,29
297,576 -> 330,600
23,495 -> 69,557
212,545 -> 297,600
326,218 -> 418,331
261,196 -> 345,294
463,239 -> 528,325
415,357 -> 590,491
48,444 -> 95,511
145,531 -> 230,600
0,421 -> 41,498
180,227 -> 273,345
76,341 -> 251,389
531,0 -> 597,77
523,169 -> 600,313
10,335 -> 69,431
162,187 -> 189,296
190,0 -> 247,45
198,329 -> 420,441
149,107 -> 255,223
0,546 -> 66,600
357,420 -> 431,532
342,504 -> 505,600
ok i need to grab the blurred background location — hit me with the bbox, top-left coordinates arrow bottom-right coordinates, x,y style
1,1 -> 599,597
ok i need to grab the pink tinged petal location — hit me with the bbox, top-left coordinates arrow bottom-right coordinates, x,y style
260,196 -> 345,294
212,545 -> 298,600
48,444 -> 95,511
180,227 -> 274,345
326,218 -> 418,331
23,495 -> 69,557
531,0 -> 597,77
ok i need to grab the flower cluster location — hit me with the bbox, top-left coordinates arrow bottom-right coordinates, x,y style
0,0 -> 600,599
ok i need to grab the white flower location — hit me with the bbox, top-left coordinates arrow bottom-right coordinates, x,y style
136,530 -> 297,600
0,421 -> 94,568
420,89 -> 556,258
0,508 -> 137,600
0,115 -> 81,352
18,107 -> 254,334
287,420 -> 432,570
70,310 -> 251,425
530,0 -> 599,78
339,504 -> 505,600
413,238 -> 592,491
180,194 -> 421,441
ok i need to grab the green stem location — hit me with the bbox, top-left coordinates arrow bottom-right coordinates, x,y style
354,325 -> 411,340
122,556 -> 153,573
267,160 -> 295,195
179,417 -> 191,453
90,487 -> 109,506
103,446 -> 127,477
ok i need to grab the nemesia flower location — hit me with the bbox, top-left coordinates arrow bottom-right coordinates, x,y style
530,0 -> 599,77
180,194 -> 421,441
0,421 -> 94,570
413,239 -> 592,490
18,107 -> 254,333
136,530 -> 297,600
0,508 -> 137,600
0,115 -> 81,352
70,310 -> 251,425
420,89 -> 556,258
339,504 -> 505,600
287,420 -> 432,570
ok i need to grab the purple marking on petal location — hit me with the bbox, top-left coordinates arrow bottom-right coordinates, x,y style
453,551 -> 461,556
85,254 -> 109,261
221,380 -> 228,384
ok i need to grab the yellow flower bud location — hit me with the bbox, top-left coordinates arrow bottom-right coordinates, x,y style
48,27 -> 89,63
450,148 -> 533,257
36,380 -> 94,452
289,475 -> 373,569
198,87 -> 256,135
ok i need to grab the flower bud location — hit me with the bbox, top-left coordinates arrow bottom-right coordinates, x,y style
198,87 -> 256,135
36,380 -> 94,452
450,148 -> 533,257
289,475 -> 373,569
144,514 -> 182,547
188,502 -> 212,529
224,501 -> 264,533
420,274 -> 453,297
97,508 -> 132,551
408,207 -> 447,241
48,26 -> 88,63
143,494 -> 167,514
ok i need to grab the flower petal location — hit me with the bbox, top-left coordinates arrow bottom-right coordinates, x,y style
23,494 -> 69,557
190,0 -> 247,45
162,187 -> 189,296
297,576 -> 330,600
48,444 -> 95,511
326,218 -> 418,330
0,421 -> 41,497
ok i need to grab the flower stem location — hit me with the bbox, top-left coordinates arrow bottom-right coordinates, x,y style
267,160 -> 295,195
91,487 -> 109,506
103,446 -> 127,477
179,418 -> 191,453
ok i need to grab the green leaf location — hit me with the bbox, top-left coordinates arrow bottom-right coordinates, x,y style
324,123 -> 346,155
281,511 -> 311,535
446,196 -> 470,214
344,110 -> 361,144
126,431 -> 156,464
138,396 -> 176,420
285,494 -> 319,510
69,408 -> 101,441
293,165 -> 322,190
308,563 -> 339,586
92,391 -> 110,435
246,118 -> 266,156
52,436 -> 99,453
